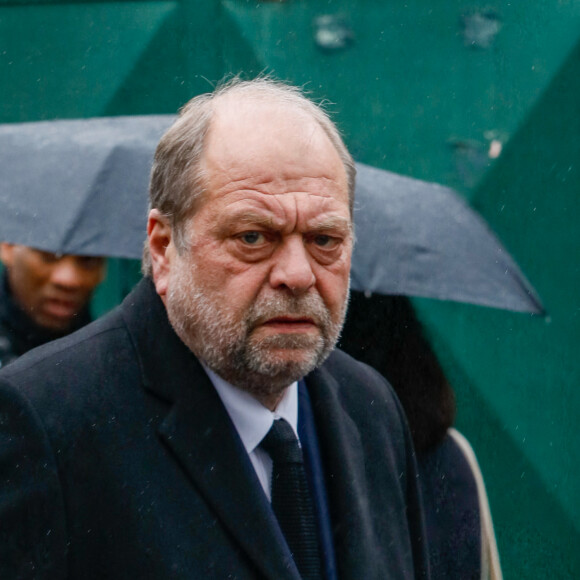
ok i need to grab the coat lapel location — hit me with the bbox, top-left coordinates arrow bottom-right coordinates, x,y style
121,279 -> 300,580
305,363 -> 381,579
156,372 -> 300,580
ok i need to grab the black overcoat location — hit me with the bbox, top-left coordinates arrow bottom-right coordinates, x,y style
0,278 -> 428,579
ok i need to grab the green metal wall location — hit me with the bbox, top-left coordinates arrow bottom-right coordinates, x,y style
1,1 -> 579,576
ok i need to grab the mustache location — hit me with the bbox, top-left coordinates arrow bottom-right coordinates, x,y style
248,293 -> 330,328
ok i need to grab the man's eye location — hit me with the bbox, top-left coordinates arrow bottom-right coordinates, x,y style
37,250 -> 60,264
240,231 -> 265,245
313,234 -> 339,248
77,257 -> 105,270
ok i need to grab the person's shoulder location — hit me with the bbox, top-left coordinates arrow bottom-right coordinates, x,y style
320,347 -> 394,392
314,347 -> 406,420
0,303 -> 130,400
0,302 -> 145,446
311,348 -> 415,467
417,429 -> 480,501
0,280 -> 165,412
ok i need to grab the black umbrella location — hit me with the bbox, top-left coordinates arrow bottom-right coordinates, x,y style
0,116 -> 542,313
352,163 -> 543,312
0,115 -> 170,259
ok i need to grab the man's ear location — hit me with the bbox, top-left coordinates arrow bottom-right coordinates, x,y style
147,209 -> 175,300
0,243 -> 15,268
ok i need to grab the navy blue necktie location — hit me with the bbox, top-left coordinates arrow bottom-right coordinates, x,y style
261,418 -> 322,580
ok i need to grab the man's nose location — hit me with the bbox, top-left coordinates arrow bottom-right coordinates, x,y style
269,236 -> 316,294
50,258 -> 88,289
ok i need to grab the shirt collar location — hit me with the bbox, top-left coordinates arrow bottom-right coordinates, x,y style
202,363 -> 298,454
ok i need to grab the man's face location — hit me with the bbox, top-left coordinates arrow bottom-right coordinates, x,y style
149,100 -> 353,408
0,245 -> 106,332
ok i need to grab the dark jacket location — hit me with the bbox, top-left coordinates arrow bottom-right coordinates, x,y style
0,271 -> 91,369
0,278 -> 428,579
418,432 -> 481,579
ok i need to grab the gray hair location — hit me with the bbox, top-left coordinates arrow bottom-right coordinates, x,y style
142,76 -> 356,276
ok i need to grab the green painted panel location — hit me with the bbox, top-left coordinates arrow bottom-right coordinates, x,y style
103,4 -> 190,115
0,1 -> 181,121
413,38 -> 580,578
222,0 -> 580,195
91,258 -> 142,317
415,298 -> 579,576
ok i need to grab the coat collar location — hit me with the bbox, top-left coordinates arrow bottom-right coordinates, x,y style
120,278 -> 301,580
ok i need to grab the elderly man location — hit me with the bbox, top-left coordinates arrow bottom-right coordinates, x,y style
0,79 -> 428,579
0,244 -> 105,368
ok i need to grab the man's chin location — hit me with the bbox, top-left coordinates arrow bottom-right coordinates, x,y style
243,343 -> 326,385
237,360 -> 316,399
251,330 -> 323,351
33,312 -> 76,334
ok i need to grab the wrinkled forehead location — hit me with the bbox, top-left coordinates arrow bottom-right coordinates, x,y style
202,98 -> 348,189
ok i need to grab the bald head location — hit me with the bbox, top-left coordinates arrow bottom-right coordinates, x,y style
203,98 -> 348,201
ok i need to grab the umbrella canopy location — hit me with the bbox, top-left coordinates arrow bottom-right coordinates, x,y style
352,163 -> 543,313
0,115 -> 171,259
0,116 -> 542,313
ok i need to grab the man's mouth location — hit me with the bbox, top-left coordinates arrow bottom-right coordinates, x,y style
260,316 -> 318,333
43,298 -> 81,320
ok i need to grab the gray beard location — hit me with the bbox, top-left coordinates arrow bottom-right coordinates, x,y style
165,259 -> 348,400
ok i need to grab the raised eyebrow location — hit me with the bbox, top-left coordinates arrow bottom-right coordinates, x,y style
222,212 -> 352,234
226,212 -> 278,229
307,215 -> 353,234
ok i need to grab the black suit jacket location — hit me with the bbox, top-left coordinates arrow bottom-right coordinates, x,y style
0,278 -> 428,579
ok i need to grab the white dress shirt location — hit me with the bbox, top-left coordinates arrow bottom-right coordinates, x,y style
202,364 -> 299,501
